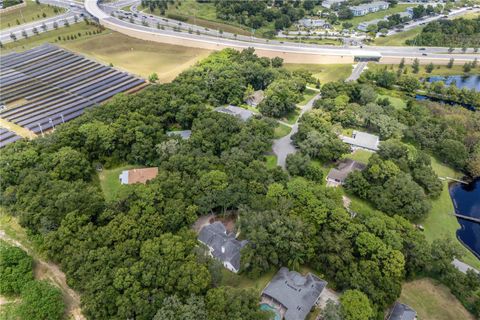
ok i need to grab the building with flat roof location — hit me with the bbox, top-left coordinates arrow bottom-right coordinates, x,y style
322,0 -> 347,9
119,167 -> 158,185
327,159 -> 367,186
350,1 -> 389,16
387,302 -> 417,320
297,18 -> 330,29
198,222 -> 248,273
341,130 -> 380,151
214,105 -> 255,121
357,18 -> 385,31
261,267 -> 327,320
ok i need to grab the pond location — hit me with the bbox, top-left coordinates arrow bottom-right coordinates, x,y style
450,178 -> 480,258
260,303 -> 281,320
427,75 -> 480,92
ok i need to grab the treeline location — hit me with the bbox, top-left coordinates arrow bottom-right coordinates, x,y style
0,243 -> 65,320
406,17 -> 480,48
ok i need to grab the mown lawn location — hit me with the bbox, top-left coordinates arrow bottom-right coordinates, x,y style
299,88 -> 318,106
0,1 -> 65,30
374,26 -> 423,46
264,155 -> 278,170
98,165 -> 140,201
220,269 -> 276,294
343,4 -> 411,29
400,278 -> 475,320
284,64 -> 353,84
274,123 -> 292,139
343,149 -> 373,164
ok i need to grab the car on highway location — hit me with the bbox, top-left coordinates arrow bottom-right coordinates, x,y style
422,53 -> 428,56
419,48 -> 426,50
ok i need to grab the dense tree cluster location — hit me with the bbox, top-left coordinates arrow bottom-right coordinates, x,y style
0,245 -> 34,295
406,17 -> 480,48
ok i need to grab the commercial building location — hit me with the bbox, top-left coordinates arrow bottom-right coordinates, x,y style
350,1 -> 390,16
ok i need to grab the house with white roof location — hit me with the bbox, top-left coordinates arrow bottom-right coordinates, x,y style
214,105 -> 255,121
341,130 -> 380,151
350,1 -> 390,16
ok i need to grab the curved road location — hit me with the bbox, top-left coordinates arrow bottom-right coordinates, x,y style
84,0 -> 480,63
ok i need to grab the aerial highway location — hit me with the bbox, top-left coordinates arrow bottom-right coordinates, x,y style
84,0 -> 480,64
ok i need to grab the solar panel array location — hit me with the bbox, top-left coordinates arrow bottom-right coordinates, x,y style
0,44 -> 145,147
0,127 -> 22,148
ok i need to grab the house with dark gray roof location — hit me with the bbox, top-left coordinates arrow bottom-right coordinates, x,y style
198,222 -> 247,273
214,105 -> 255,121
387,302 -> 416,320
245,90 -> 265,107
261,267 -> 327,320
341,130 -> 380,152
327,159 -> 367,187
166,130 -> 191,140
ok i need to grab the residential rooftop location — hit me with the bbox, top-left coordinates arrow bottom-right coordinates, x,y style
387,302 -> 416,320
214,105 -> 255,121
341,130 -> 380,151
198,221 -> 248,273
166,130 -> 192,140
119,167 -> 158,185
327,159 -> 367,186
262,267 -> 327,320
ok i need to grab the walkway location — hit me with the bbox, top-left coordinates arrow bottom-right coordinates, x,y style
272,93 -> 320,168
346,62 -> 367,82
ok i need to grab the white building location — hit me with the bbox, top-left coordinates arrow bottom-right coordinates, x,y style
298,18 -> 330,29
350,1 -> 390,16
322,0 -> 347,9
341,130 -> 380,151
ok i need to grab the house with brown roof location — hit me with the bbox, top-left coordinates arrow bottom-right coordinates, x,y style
119,167 -> 158,185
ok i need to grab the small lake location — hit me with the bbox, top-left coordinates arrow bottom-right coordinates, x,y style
427,75 -> 480,92
450,178 -> 480,258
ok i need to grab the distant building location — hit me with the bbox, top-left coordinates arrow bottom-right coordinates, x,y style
166,130 -> 191,140
322,0 -> 347,9
198,222 -> 248,273
297,18 -> 330,29
406,7 -> 414,17
387,302 -> 417,320
350,1 -> 389,16
245,90 -> 265,107
341,130 -> 380,151
261,267 -> 327,320
326,159 -> 367,187
214,105 -> 255,121
357,18 -> 385,31
119,167 -> 158,185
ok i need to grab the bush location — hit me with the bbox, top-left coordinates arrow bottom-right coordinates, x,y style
0,245 -> 34,295
17,281 -> 65,320
166,13 -> 188,22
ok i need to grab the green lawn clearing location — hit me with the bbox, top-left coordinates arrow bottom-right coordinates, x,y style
220,269 -> 276,294
0,1 -> 65,30
377,94 -> 407,110
98,165 -> 140,201
274,123 -> 292,139
299,88 -> 318,106
343,149 -> 373,164
374,26 -> 423,46
423,157 -> 480,270
265,155 -> 278,170
343,4 -> 411,29
284,64 -> 352,84
400,278 -> 475,320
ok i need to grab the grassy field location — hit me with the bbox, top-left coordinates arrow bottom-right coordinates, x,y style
284,63 -> 353,84
98,165 -> 141,201
264,155 -> 278,170
344,4 -> 411,29
0,1 -> 65,30
377,93 -> 407,110
299,88 -> 318,105
400,278 -> 474,320
370,63 -> 473,77
343,149 -> 373,164
138,0 -> 251,36
2,22 -> 109,52
424,157 -> 480,270
274,123 -> 292,139
374,26 -> 423,46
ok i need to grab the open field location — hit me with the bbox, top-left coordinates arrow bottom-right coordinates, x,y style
64,31 -> 212,81
137,0 -> 251,36
0,1 -> 65,30
424,158 -> 480,270
400,278 -> 474,320
374,26 -> 422,46
98,165 -> 140,201
284,64 -> 352,84
344,4 -> 412,29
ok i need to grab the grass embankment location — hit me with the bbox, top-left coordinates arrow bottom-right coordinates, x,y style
4,22 -> 212,83
0,1 -> 65,30
98,165 -> 142,201
369,63 -> 474,76
137,0 -> 251,36
400,278 -> 475,320
374,26 -> 423,46
284,64 -> 353,83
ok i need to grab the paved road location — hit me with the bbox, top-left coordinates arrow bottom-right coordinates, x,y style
346,62 -> 368,82
0,0 -> 87,44
452,258 -> 479,274
84,0 -> 480,62
272,93 -> 320,169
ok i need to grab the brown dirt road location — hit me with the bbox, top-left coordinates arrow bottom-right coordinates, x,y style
0,230 -> 85,320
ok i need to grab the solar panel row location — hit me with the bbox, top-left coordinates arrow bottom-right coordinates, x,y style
0,44 -> 145,147
0,127 -> 22,148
